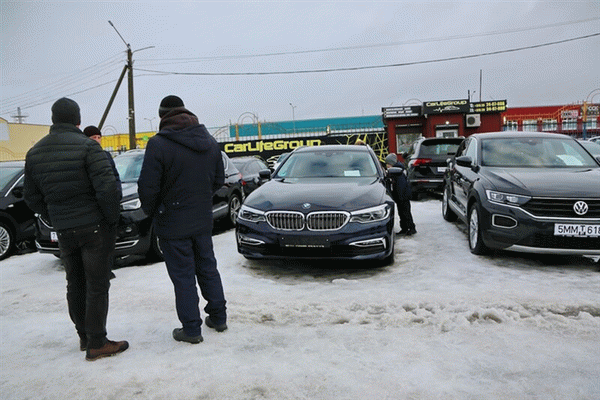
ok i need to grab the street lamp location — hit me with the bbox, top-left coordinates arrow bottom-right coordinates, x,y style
289,103 -> 297,133
144,117 -> 156,132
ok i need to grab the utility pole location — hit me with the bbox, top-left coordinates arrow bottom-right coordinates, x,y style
104,21 -> 139,150
10,107 -> 28,124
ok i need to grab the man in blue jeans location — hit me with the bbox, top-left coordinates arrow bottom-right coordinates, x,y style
24,98 -> 128,361
138,95 -> 227,344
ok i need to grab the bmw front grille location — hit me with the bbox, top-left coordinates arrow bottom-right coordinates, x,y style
266,211 -> 350,231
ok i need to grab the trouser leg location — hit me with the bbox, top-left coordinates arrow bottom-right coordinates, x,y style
61,238 -> 87,338
81,224 -> 116,348
398,200 -> 416,231
192,233 -> 227,325
161,238 -> 202,336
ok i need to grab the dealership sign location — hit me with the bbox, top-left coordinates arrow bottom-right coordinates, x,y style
423,100 -> 470,114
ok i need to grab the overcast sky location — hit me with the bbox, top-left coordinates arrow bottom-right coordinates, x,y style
1,1 -> 599,134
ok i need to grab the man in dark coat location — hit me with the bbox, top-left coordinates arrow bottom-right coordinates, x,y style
24,98 -> 128,361
138,95 -> 227,344
385,153 -> 417,235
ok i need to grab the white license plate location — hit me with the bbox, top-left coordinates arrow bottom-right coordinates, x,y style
437,167 -> 447,173
50,231 -> 58,242
554,224 -> 600,237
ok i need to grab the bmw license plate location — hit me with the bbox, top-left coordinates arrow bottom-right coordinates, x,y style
554,224 -> 600,237
437,167 -> 447,172
50,231 -> 58,242
280,236 -> 330,248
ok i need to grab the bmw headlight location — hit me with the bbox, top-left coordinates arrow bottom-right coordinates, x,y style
350,204 -> 390,223
485,190 -> 531,206
238,205 -> 267,223
121,198 -> 141,210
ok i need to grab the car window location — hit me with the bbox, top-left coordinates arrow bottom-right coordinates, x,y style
464,139 -> 478,163
0,167 -> 23,190
114,154 -> 144,182
481,137 -> 599,167
419,141 -> 462,157
276,150 -> 377,178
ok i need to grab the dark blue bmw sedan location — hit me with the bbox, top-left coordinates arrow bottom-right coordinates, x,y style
236,145 -> 397,264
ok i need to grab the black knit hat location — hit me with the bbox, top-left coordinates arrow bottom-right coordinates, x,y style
51,97 -> 81,125
158,95 -> 185,118
83,125 -> 102,137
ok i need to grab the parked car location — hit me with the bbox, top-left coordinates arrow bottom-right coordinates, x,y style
35,150 -> 244,260
579,139 -> 600,157
0,161 -> 36,260
236,145 -> 397,263
230,155 -> 270,196
588,136 -> 600,143
403,137 -> 464,199
442,131 -> 600,256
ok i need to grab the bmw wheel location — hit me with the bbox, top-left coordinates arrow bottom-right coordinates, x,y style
468,204 -> 490,255
0,222 -> 15,261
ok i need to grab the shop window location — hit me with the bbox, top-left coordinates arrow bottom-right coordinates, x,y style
562,118 -> 577,131
542,119 -> 557,131
522,120 -> 538,132
584,120 -> 597,130
503,121 -> 518,131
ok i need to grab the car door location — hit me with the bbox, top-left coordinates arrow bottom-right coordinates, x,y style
451,137 -> 479,216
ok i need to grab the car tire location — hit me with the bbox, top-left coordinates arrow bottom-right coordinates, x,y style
468,204 -> 490,255
441,186 -> 458,222
0,221 -> 15,261
227,193 -> 242,227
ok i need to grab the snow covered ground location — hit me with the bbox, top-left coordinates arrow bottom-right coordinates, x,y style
1,199 -> 599,399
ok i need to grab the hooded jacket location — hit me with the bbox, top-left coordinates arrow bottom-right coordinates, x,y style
24,123 -> 121,230
387,161 -> 412,202
137,108 -> 225,239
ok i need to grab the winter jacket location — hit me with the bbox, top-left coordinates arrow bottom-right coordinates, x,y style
387,161 -> 412,202
137,108 -> 225,239
24,123 -> 121,230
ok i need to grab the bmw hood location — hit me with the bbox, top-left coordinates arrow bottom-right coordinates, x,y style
244,178 -> 390,211
485,168 -> 600,197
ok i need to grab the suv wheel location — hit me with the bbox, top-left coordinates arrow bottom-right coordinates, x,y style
468,204 -> 490,255
228,193 -> 242,227
442,186 -> 458,222
0,222 -> 15,261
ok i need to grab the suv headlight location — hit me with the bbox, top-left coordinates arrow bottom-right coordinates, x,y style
485,190 -> 531,206
238,205 -> 266,223
350,204 -> 390,223
121,198 -> 142,211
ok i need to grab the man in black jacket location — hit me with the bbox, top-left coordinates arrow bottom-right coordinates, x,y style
24,98 -> 128,361
385,153 -> 417,236
138,95 -> 227,344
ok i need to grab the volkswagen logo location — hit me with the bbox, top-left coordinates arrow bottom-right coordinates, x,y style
573,201 -> 589,216
302,203 -> 312,210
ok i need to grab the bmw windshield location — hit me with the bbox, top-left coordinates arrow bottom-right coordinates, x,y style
274,149 -> 378,179
114,153 -> 145,183
481,137 -> 599,168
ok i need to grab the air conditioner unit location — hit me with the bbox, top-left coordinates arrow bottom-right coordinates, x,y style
465,113 -> 481,128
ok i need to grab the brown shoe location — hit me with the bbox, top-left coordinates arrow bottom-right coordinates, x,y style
86,340 -> 129,361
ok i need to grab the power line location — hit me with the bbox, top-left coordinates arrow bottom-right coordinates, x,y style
135,17 -> 600,65
134,33 -> 600,76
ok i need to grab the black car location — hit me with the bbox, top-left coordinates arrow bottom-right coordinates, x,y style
404,137 -> 464,199
442,131 -> 600,256
236,145 -> 397,263
35,150 -> 244,260
0,161 -> 36,260
230,156 -> 270,196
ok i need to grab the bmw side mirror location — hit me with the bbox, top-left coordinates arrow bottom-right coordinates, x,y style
387,167 -> 404,176
12,186 -> 24,198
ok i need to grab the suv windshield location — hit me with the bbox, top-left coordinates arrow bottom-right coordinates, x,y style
481,137 -> 599,168
275,150 -> 377,178
0,167 -> 22,190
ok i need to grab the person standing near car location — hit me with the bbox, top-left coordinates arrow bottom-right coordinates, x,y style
138,95 -> 227,344
385,153 -> 417,236
24,98 -> 128,361
83,125 -> 122,203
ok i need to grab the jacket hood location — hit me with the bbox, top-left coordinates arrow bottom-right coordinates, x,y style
157,109 -> 213,153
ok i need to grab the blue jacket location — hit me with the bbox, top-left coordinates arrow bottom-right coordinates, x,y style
137,108 -> 225,239
387,161 -> 412,202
